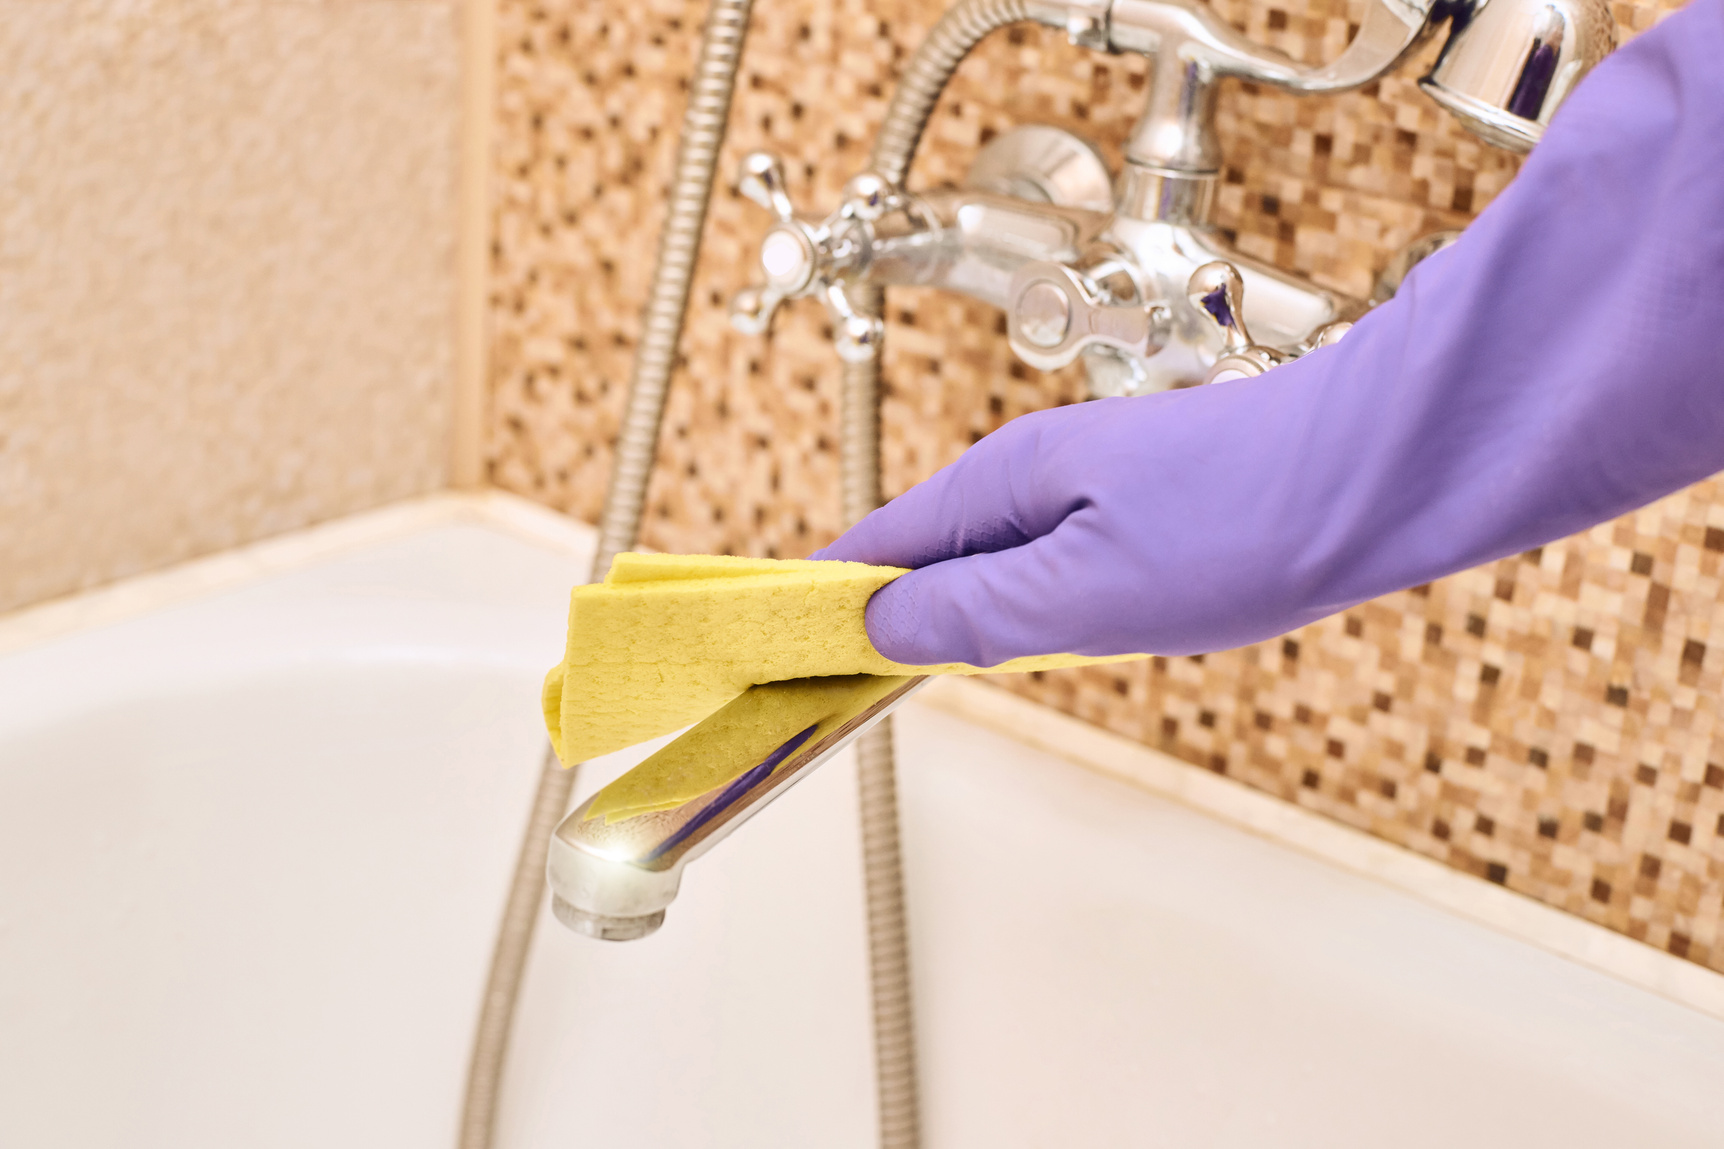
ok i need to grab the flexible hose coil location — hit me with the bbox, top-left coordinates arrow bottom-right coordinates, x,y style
593,0 -> 756,573
871,0 -> 1037,185
458,0 -> 755,1145
849,4 -> 1039,1147
840,282 -> 926,1149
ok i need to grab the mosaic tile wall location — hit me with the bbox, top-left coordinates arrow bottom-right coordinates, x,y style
487,0 -> 1723,975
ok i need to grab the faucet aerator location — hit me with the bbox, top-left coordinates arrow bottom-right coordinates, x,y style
551,895 -> 666,942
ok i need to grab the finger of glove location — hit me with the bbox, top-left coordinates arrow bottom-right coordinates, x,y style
860,516 -> 1119,666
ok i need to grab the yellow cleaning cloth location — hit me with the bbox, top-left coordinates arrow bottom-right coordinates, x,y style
582,674 -> 914,824
542,552 -> 1143,771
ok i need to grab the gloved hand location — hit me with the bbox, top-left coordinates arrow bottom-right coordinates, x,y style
815,0 -> 1724,667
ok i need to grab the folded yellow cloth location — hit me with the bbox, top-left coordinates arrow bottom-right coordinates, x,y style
542,552 -> 1143,767
582,674 -> 914,824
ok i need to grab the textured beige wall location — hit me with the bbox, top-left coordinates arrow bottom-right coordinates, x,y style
0,0 -> 464,612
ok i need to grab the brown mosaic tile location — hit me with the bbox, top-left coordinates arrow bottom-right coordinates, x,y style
488,0 -> 1720,975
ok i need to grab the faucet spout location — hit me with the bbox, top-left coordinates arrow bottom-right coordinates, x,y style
547,675 -> 928,941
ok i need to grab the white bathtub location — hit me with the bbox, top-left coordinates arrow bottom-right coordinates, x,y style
2,493 -> 1721,1149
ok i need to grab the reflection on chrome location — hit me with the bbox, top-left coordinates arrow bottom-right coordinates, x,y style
547,675 -> 928,941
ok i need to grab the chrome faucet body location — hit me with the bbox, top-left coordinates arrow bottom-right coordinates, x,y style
732,0 -> 1613,392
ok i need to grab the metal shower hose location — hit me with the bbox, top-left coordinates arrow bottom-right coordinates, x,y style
846,5 -> 1037,1145
458,1 -> 1032,1146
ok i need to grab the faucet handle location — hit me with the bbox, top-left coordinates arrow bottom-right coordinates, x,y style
730,159 -> 912,361
1007,262 -> 1168,373
731,153 -> 823,336
1186,261 -> 1288,383
822,283 -> 886,364
729,225 -> 816,336
839,170 -> 899,222
729,246 -> 879,350
1187,261 -> 1255,352
738,151 -> 797,222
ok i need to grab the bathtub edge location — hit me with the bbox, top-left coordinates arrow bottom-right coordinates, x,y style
917,674 -> 1724,1025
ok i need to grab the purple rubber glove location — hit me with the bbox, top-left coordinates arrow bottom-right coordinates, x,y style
815,0 -> 1724,667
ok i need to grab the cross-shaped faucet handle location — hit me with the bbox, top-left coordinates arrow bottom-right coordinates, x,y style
737,151 -> 797,222
730,152 -> 885,362
1187,261 -> 1289,382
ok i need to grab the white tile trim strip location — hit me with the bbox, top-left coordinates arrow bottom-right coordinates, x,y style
921,675 -> 1724,1023
6,492 -> 1717,1021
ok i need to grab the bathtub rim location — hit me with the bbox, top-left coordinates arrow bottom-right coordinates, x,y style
3,489 -> 1718,1025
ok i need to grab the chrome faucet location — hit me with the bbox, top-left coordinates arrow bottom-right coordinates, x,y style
733,0 -> 1615,393
549,675 -> 928,940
